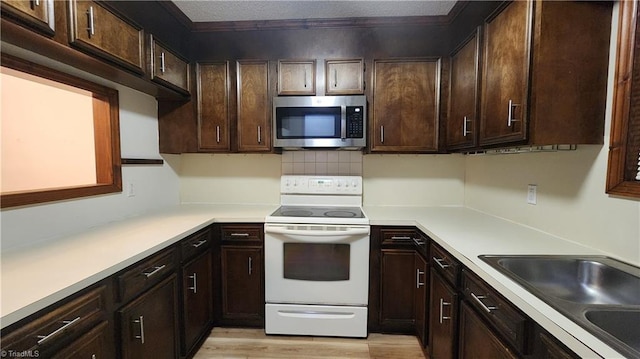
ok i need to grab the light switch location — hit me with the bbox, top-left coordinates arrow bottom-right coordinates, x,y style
527,184 -> 537,205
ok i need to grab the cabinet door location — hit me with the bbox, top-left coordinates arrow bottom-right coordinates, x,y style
429,270 -> 459,359
197,62 -> 231,152
372,58 -> 440,152
221,246 -> 264,325
379,249 -> 415,332
1,0 -> 54,35
51,321 -> 109,359
447,28 -> 480,151
459,302 -> 518,359
237,60 -> 271,152
118,275 -> 178,359
325,59 -> 364,95
479,0 -> 532,146
68,0 -> 144,73
414,253 -> 428,347
182,251 -> 213,356
278,60 -> 315,95
150,35 -> 189,95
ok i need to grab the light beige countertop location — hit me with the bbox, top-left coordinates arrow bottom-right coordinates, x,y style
1,204 -> 626,358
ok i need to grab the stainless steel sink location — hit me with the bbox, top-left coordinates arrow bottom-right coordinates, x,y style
479,255 -> 640,358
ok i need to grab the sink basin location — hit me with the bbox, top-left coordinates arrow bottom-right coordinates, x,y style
585,309 -> 640,355
487,256 -> 640,305
479,255 -> 640,358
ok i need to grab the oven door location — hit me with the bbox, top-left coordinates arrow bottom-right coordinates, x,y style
264,224 -> 370,306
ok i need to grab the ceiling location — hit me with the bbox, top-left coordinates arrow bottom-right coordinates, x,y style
170,1 -> 458,23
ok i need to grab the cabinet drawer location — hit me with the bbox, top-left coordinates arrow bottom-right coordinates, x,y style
181,228 -> 211,261
1,0 -> 55,36
51,320 -> 110,359
430,243 -> 461,286
68,0 -> 144,73
150,35 -> 189,95
380,227 -> 419,248
2,286 -> 107,354
462,270 -> 530,355
221,224 -> 263,243
117,247 -> 177,303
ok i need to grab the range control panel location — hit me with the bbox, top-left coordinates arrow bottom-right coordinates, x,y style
281,175 -> 362,195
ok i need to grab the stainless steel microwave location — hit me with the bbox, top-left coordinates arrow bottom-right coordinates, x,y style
272,95 -> 367,149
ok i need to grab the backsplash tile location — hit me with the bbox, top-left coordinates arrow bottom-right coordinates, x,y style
281,150 -> 363,175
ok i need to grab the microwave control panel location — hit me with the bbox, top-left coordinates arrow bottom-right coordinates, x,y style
346,106 -> 364,138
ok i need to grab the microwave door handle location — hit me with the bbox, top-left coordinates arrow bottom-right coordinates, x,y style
340,106 -> 347,141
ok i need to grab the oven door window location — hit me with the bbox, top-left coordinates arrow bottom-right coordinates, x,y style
276,107 -> 341,139
283,243 -> 349,281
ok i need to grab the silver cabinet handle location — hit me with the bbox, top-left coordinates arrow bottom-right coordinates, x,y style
439,298 -> 451,324
231,233 -> 250,237
416,269 -> 425,288
142,264 -> 166,278
257,126 -> 262,144
216,125 -> 220,143
507,99 -> 521,127
304,68 -> 307,88
470,292 -> 497,313
334,69 -> 338,87
191,239 -> 207,248
412,237 -> 426,246
159,52 -> 166,73
92,355 -> 96,359
188,273 -> 197,294
248,256 -> 253,275
133,315 -> 145,344
87,6 -> 95,36
433,257 -> 450,270
391,236 -> 411,240
37,316 -> 81,344
380,126 -> 385,144
463,116 -> 472,137
34,0 -> 40,7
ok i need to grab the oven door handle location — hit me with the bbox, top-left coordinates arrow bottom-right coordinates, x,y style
264,226 -> 369,237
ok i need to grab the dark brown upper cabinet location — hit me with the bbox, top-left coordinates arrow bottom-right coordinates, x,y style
480,0 -> 612,149
1,0 -> 54,36
277,59 -> 315,95
372,58 -> 441,153
197,62 -> 231,152
325,58 -> 365,95
149,34 -> 190,96
237,60 -> 271,152
447,28 -> 481,151
68,0 -> 144,74
607,0 -> 640,199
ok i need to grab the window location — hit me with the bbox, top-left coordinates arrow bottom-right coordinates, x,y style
1,54 -> 121,208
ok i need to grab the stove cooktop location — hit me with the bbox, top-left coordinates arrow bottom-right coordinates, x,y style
269,206 -> 366,219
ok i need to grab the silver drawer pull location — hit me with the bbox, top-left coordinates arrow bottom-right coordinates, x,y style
189,273 -> 197,294
159,52 -> 166,73
191,239 -> 208,248
380,125 -> 385,143
412,237 -> 425,246
439,298 -> 451,324
216,125 -> 221,143
433,257 -> 451,269
231,233 -> 250,237
248,256 -> 253,275
416,269 -> 425,288
37,316 -> 81,344
133,315 -> 145,344
87,6 -> 95,36
142,264 -> 166,278
470,292 -> 497,313
257,126 -> 262,144
507,99 -> 521,127
391,236 -> 411,240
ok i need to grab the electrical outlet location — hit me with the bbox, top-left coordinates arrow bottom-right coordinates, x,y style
527,184 -> 537,205
127,182 -> 135,197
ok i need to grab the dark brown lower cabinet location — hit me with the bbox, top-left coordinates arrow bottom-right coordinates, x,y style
429,270 -> 459,359
414,253 -> 428,346
221,246 -> 264,326
51,321 -> 110,359
182,250 -> 213,356
459,302 -> 518,359
118,275 -> 179,359
379,249 -> 416,332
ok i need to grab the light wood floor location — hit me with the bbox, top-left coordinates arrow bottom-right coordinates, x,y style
193,328 -> 427,359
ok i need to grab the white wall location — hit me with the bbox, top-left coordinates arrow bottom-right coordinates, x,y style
464,3 -> 640,265
0,47 -> 181,251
